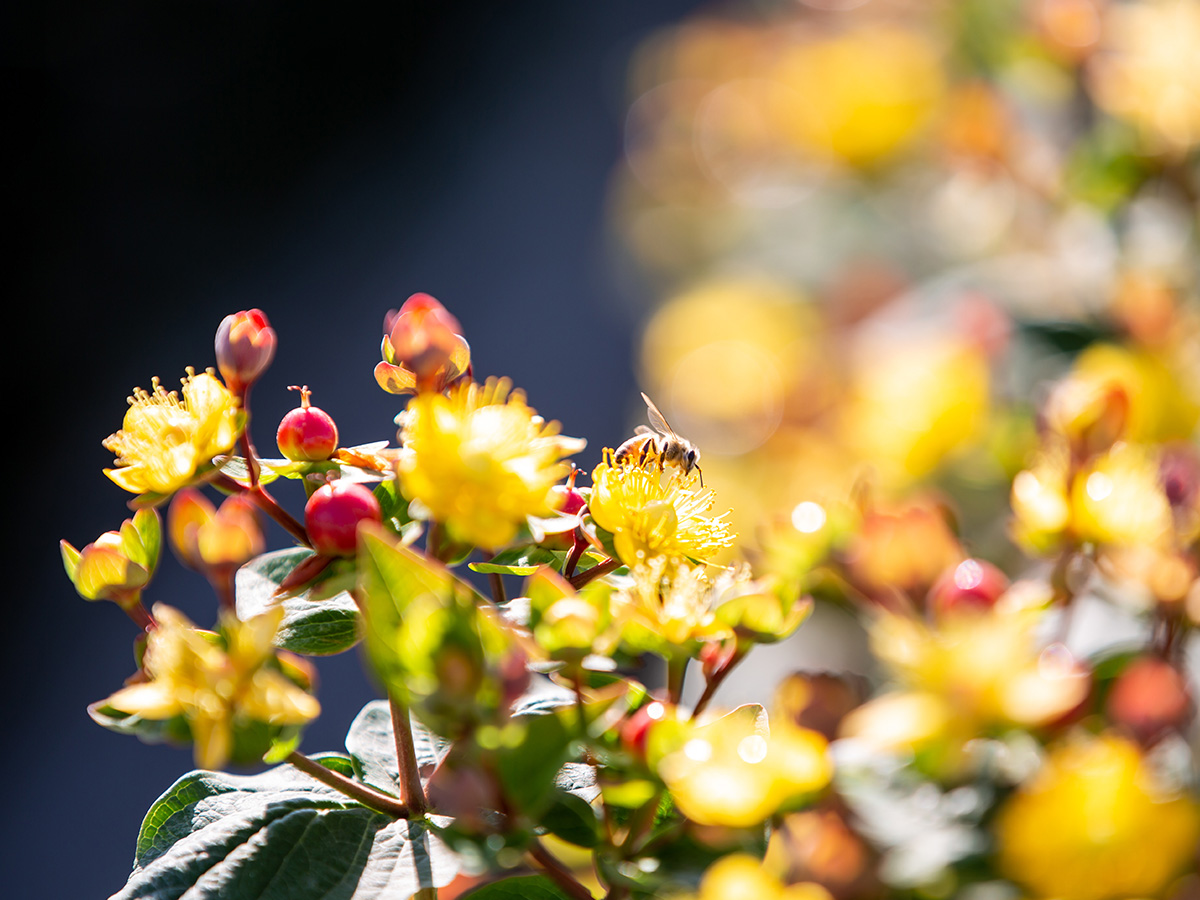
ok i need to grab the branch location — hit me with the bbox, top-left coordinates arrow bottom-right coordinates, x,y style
390,693 -> 429,815
287,751 -> 409,818
529,839 -> 594,900
569,557 -> 620,590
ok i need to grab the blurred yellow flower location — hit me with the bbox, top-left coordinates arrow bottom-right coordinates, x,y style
692,853 -> 833,900
1072,442 -> 1172,547
1071,343 -> 1200,445
772,24 -> 945,167
102,605 -> 319,769
843,335 -> 990,484
657,705 -> 831,828
397,378 -> 585,550
996,733 -> 1200,900
869,607 -> 1089,732
589,451 -> 736,567
103,369 -> 243,498
1091,0 -> 1200,152
1011,448 -> 1073,554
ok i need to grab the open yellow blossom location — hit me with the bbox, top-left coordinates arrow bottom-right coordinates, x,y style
103,368 -> 243,498
690,854 -> 833,900
101,605 -> 320,769
589,450 -> 735,567
617,561 -> 733,653
397,378 -> 585,550
1073,442 -> 1172,547
996,733 -> 1200,900
656,705 -> 831,828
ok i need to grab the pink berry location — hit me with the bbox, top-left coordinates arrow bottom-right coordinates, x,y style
305,481 -> 381,557
277,386 -> 339,461
928,558 -> 1009,618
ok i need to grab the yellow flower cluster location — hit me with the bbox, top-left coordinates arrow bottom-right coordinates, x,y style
396,378 -> 585,550
103,369 -> 243,498
102,605 -> 319,769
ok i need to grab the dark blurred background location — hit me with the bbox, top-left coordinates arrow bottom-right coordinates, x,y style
10,3 -> 700,896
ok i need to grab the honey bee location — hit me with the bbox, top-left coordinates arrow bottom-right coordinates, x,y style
615,392 -> 703,485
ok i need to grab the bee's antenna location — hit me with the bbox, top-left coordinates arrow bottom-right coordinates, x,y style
697,465 -> 704,489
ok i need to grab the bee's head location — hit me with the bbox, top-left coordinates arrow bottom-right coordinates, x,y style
686,447 -> 700,472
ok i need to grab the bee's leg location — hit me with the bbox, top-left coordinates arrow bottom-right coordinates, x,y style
638,442 -> 651,467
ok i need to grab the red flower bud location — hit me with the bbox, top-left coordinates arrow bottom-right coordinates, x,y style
305,480 -> 382,557
215,309 -> 276,393
277,386 -> 339,461
375,293 -> 471,395
620,700 -> 670,761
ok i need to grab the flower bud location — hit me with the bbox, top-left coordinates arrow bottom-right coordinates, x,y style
375,293 -> 471,395
620,700 -> 671,762
276,386 -> 339,461
305,480 -> 382,557
61,508 -> 161,607
169,487 -> 216,570
215,309 -> 276,393
197,496 -> 264,569
540,482 -> 587,551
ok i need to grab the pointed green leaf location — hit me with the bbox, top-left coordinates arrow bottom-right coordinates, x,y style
236,548 -> 360,656
115,765 -> 460,900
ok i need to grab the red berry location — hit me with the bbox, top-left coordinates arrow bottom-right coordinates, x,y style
277,386 -> 339,461
541,484 -> 587,550
620,700 -> 670,761
305,481 -> 381,557
928,558 -> 1009,618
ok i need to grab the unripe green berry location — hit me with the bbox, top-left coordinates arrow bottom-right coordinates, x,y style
277,386 -> 339,461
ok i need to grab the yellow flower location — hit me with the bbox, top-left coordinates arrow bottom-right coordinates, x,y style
996,733 -> 1200,900
617,561 -> 734,653
1011,447 -> 1073,554
869,607 -> 1089,733
103,368 -> 243,498
397,378 -> 585,550
102,605 -> 320,769
1091,0 -> 1200,153
589,451 -> 735,567
1072,442 -> 1172,548
657,705 -> 831,828
693,854 -> 833,900
771,24 -> 944,167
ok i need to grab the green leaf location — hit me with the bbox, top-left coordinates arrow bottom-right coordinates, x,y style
485,546 -> 560,568
236,548 -> 361,656
460,875 -> 573,899
115,765 -> 460,900
540,791 -> 600,848
469,562 -> 542,576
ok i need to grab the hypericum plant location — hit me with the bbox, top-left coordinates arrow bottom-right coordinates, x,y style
67,296 -> 824,900
66,291 -> 1200,900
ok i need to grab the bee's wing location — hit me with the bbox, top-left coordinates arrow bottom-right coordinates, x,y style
640,392 -> 677,437
633,425 -> 654,436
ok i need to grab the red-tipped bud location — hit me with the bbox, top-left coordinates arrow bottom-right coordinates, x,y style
277,386 -> 339,461
928,558 -> 1009,618
1107,656 -> 1192,744
305,480 -> 382,557
215,309 -> 276,393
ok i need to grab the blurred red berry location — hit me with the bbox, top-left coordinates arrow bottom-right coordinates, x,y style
928,558 -> 1009,618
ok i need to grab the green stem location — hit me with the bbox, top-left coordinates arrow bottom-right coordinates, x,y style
666,655 -> 688,705
569,557 -> 620,590
390,693 -> 428,815
287,751 -> 409,818
529,839 -> 593,900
